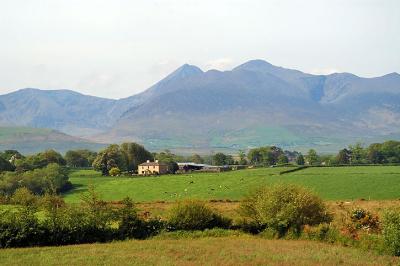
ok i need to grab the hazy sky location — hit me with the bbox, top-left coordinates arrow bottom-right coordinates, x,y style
0,0 -> 399,99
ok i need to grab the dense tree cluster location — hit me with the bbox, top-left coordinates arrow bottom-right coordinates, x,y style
15,149 -> 66,172
298,141 -> 400,166
212,152 -> 234,166
338,141 -> 400,165
92,143 -> 153,175
0,163 -> 69,196
0,149 -> 70,196
65,149 -> 97,168
247,146 -> 284,166
153,150 -> 181,174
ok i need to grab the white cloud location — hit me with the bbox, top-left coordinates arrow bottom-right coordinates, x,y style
309,68 -> 341,75
204,58 -> 235,71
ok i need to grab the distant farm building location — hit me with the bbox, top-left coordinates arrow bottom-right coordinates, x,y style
177,162 -> 241,173
138,160 -> 168,175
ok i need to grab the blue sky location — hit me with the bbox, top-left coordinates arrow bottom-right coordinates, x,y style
0,0 -> 399,99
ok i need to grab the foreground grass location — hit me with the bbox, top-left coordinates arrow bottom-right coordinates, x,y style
0,236 -> 397,266
63,166 -> 400,203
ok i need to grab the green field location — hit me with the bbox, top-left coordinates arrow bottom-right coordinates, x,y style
0,235 -> 397,266
63,166 -> 400,203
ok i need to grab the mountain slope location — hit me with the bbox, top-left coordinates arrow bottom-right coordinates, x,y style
0,126 -> 105,154
0,60 -> 399,153
0,89 -> 130,136
103,60 -> 400,151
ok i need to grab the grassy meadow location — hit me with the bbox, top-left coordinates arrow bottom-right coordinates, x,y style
0,235 -> 398,266
63,166 -> 400,203
2,165 -> 400,264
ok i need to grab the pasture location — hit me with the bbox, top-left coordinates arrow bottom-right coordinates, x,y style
0,235 -> 398,266
63,166 -> 400,203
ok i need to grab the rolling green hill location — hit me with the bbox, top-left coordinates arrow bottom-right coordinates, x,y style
0,126 -> 105,154
63,166 -> 400,203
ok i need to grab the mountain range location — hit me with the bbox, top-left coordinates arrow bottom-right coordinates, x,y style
1,59 -> 399,153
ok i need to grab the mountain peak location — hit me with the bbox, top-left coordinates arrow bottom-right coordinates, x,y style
160,64 -> 203,84
233,59 -> 273,71
384,72 -> 400,78
174,63 -> 203,75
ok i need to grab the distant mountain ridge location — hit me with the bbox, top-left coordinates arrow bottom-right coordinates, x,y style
0,126 -> 105,154
0,59 -> 399,152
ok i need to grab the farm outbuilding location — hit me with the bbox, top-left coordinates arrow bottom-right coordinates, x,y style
177,162 -> 231,173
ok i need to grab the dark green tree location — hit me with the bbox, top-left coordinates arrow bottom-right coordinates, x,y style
190,154 -> 204,164
278,154 -> 289,164
15,149 -> 65,172
296,154 -> 305,165
307,149 -> 319,165
0,157 -> 15,172
213,153 -> 227,166
348,143 -> 366,164
336,148 -> 351,164
120,142 -> 153,172
92,145 -> 127,175
238,150 -> 247,165
0,150 -> 23,161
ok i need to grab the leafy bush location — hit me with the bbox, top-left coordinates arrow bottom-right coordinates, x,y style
233,218 -> 266,234
0,194 -> 7,204
383,209 -> 400,256
303,224 -> 337,242
109,167 -> 121,176
167,200 -> 231,231
0,207 -> 45,248
15,149 -> 66,172
0,163 -> 70,196
350,208 -> 380,233
0,190 -> 164,248
11,187 -> 37,207
117,197 -> 163,239
65,149 -> 97,168
239,184 -> 332,236
339,208 -> 381,240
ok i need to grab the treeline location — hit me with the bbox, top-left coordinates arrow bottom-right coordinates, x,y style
244,140 -> 400,167
0,149 -> 71,196
335,141 -> 400,165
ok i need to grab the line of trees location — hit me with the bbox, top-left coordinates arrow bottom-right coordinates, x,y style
335,141 -> 400,165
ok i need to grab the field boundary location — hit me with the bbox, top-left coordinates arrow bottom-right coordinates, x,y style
279,166 -> 308,175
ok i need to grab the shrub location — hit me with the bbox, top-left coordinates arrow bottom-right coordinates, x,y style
117,197 -> 163,239
167,200 -> 231,231
239,184 -> 332,236
303,223 -> 337,242
339,208 -> 381,240
383,209 -> 400,256
233,218 -> 266,234
350,208 -> 380,233
0,163 -> 70,196
109,167 -> 121,176
0,194 -> 8,204
11,187 -> 37,207
0,207 -> 45,248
